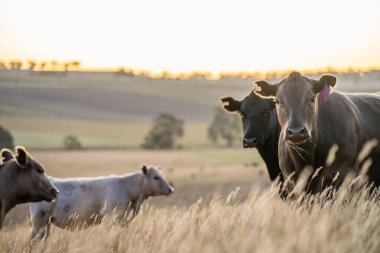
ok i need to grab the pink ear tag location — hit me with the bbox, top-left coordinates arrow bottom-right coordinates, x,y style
318,85 -> 331,103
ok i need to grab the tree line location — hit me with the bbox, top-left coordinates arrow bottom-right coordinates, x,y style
2,58 -> 379,82
0,60 -> 81,71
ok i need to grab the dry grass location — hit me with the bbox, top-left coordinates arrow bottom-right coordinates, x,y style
1,187 -> 380,253
2,149 -> 264,225
1,150 -> 380,252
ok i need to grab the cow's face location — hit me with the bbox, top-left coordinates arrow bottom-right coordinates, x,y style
255,72 -> 337,144
142,165 -> 174,196
2,146 -> 59,203
221,93 -> 276,148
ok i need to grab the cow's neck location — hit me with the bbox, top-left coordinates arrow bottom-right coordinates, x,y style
0,165 -> 27,206
124,173 -> 143,197
0,197 -> 16,230
0,165 -> 16,202
257,114 -> 283,182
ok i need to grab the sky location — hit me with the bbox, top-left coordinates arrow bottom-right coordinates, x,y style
0,0 -> 380,73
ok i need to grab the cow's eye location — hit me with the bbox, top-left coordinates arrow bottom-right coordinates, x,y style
154,176 -> 160,180
277,101 -> 284,108
36,168 -> 44,174
274,99 -> 284,107
311,96 -> 316,103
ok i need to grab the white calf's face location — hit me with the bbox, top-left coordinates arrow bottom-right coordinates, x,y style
143,165 -> 174,196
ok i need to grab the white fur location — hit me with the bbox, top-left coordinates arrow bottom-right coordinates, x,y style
28,166 -> 173,241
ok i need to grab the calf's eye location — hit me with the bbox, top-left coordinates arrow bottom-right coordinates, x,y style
154,176 -> 160,180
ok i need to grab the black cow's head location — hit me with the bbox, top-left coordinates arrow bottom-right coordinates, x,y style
221,92 -> 276,148
254,72 -> 337,144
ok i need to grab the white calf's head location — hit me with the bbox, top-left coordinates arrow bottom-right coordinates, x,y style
142,164 -> 174,196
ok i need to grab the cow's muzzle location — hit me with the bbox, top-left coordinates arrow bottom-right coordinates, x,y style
243,137 -> 258,148
285,126 -> 310,143
45,188 -> 59,202
165,187 -> 174,196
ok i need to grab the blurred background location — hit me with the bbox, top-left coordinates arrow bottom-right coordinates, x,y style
0,0 -> 379,225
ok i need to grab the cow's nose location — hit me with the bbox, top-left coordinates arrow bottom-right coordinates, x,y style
286,126 -> 309,142
50,188 -> 59,197
167,187 -> 174,195
243,137 -> 258,148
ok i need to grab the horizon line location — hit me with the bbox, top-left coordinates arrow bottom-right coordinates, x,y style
1,59 -> 380,80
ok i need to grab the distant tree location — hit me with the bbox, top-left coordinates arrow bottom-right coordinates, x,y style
70,61 -> 81,71
115,67 -> 134,77
27,60 -> 37,71
142,113 -> 184,149
208,107 -> 241,147
63,61 -> 81,72
40,62 -> 47,71
0,126 -> 14,149
0,61 -> 7,70
63,135 -> 82,150
9,60 -> 22,70
64,62 -> 70,72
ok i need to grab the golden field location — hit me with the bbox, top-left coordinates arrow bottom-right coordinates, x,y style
1,149 -> 380,253
1,71 -> 379,252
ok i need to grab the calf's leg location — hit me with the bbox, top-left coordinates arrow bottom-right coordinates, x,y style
30,210 -> 51,242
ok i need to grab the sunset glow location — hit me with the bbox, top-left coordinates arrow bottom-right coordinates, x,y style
1,0 -> 380,73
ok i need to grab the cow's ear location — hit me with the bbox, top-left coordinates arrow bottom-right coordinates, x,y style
1,149 -> 14,163
313,74 -> 337,102
313,74 -> 337,93
254,81 -> 278,98
141,164 -> 148,175
221,97 -> 241,113
15,146 -> 30,169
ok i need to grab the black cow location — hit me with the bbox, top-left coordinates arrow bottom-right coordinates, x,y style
255,72 -> 380,193
0,146 -> 58,229
221,92 -> 284,188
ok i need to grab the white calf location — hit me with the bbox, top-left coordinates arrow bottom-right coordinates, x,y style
29,164 -> 173,241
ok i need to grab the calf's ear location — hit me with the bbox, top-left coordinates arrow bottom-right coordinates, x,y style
15,146 -> 30,169
254,81 -> 278,98
221,97 -> 241,113
141,164 -> 148,175
313,74 -> 337,102
1,149 -> 14,163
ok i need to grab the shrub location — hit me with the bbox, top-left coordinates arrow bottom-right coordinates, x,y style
0,126 -> 14,149
142,113 -> 184,149
63,135 -> 82,150
208,107 -> 241,147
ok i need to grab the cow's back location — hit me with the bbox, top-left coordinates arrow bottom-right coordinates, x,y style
315,91 -> 380,186
313,91 -> 362,167
348,93 -> 380,140
348,93 -> 380,184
